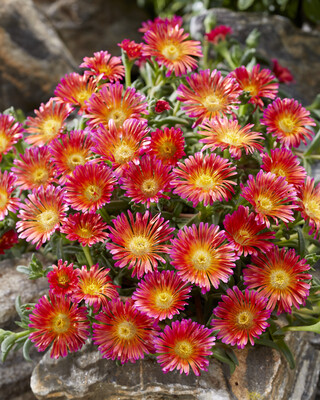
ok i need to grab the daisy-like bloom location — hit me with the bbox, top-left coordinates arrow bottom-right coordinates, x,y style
261,148 -> 307,188
211,286 -> 271,349
143,24 -> 203,77
0,229 -> 19,254
243,246 -> 312,314
240,171 -> 298,228
205,25 -> 232,45
16,185 -> 68,249
199,117 -> 264,159
11,146 -> 57,190
261,98 -> 316,148
297,176 -> 320,237
231,65 -> 278,109
85,81 -> 148,129
54,73 -> 98,114
29,292 -> 89,359
92,298 -> 158,363
120,155 -> 172,208
177,69 -> 241,126
80,51 -> 125,82
139,15 -> 183,33
171,152 -> 237,207
154,99 -> 171,113
64,163 -> 116,213
154,319 -> 215,376
0,171 -> 21,220
118,39 -> 144,61
91,118 -> 149,175
25,98 -> 71,146
106,211 -> 174,278
145,127 -> 186,166
223,205 -> 275,257
272,59 -> 295,84
60,212 -> 108,247
49,130 -> 93,184
47,260 -> 79,298
0,114 -> 24,159
169,223 -> 237,294
132,270 -> 192,320
72,264 -> 119,312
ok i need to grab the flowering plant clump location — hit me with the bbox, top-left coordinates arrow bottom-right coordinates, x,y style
1,15 -> 320,376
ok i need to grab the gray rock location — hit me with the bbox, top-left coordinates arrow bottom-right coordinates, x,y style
30,332 -> 320,400
190,8 -> 320,105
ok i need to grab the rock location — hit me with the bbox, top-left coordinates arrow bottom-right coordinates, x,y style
0,0 -> 76,113
31,332 -> 320,400
190,8 -> 320,105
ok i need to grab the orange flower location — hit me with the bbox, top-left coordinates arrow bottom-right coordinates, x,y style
0,114 -> 23,159
80,51 -> 125,82
47,260 -> 79,298
297,176 -> 320,237
0,171 -> 21,220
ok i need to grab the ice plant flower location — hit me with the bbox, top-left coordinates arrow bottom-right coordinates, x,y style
154,99 -> 171,113
297,176 -> 320,237
72,264 -> 119,312
139,16 -> 183,33
211,286 -> 271,348
16,185 -> 68,249
106,211 -> 174,278
47,260 -> 79,298
91,118 -> 149,175
0,170 -> 21,220
0,229 -> 19,254
145,127 -> 186,166
143,24 -> 202,77
177,69 -> 241,126
85,82 -> 148,129
261,98 -> 315,147
231,65 -> 278,109
118,39 -> 144,61
64,163 -> 116,213
0,114 -> 23,160
261,148 -> 307,188
169,223 -> 237,293
132,270 -> 192,320
272,59 -> 295,84
223,205 -> 275,257
54,73 -> 98,114
80,50 -> 125,82
60,212 -> 108,247
29,292 -> 89,359
49,130 -> 94,184
240,171 -> 298,228
12,146 -> 56,190
120,155 -> 172,208
171,152 -> 237,207
25,98 -> 72,146
205,25 -> 232,44
243,246 -> 312,314
92,298 -> 158,363
199,117 -> 264,159
154,319 -> 215,376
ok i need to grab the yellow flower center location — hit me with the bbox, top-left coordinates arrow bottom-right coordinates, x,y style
155,291 -> 174,309
235,229 -> 252,245
84,184 -> 102,202
76,90 -> 92,107
174,340 -> 193,359
57,273 -> 70,287
67,153 -> 86,171
270,269 -> 290,289
52,313 -> 71,334
113,143 -> 135,164
32,167 -> 49,185
161,43 -> 180,61
236,310 -> 253,329
42,118 -> 61,140
0,132 -> 9,152
191,249 -> 212,271
195,173 -> 217,191
304,198 -> 320,221
117,321 -> 136,340
278,117 -> 295,134
99,66 -> 113,76
78,226 -> 92,238
108,109 -> 127,128
82,279 -> 101,295
222,130 -> 241,146
244,84 -> 258,97
37,209 -> 59,231
0,191 -> 8,208
202,94 -> 222,113
141,178 -> 159,197
128,235 -> 151,256
158,141 -> 177,158
256,195 -> 273,213
271,167 -> 286,177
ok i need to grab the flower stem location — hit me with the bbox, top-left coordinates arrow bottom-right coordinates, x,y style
83,245 -> 94,267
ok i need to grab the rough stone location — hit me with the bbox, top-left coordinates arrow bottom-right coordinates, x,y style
190,8 -> 320,105
31,332 -> 320,400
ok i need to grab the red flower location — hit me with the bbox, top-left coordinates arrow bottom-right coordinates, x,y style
80,51 -> 125,82
0,229 -> 18,254
154,100 -> 171,113
272,59 -> 295,84
205,25 -> 232,45
0,114 -> 23,159
47,260 -> 79,298
118,39 -> 144,61
297,176 -> 320,237
0,170 -> 21,220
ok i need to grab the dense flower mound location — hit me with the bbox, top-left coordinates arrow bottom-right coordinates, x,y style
1,15 -> 320,377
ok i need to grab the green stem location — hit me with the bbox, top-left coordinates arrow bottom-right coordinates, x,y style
83,246 -> 94,267
283,320 -> 320,334
121,50 -> 133,88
